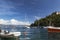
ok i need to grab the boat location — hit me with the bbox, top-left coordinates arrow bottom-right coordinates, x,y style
0,30 -> 21,40
25,26 -> 30,28
0,30 -> 21,36
48,26 -> 60,32
0,25 -> 21,40
47,20 -> 60,32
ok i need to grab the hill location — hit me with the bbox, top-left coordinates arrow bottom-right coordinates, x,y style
30,12 -> 60,27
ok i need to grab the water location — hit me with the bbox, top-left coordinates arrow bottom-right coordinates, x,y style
1,26 -> 48,40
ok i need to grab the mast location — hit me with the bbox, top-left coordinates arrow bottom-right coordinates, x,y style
48,19 -> 54,27
25,13 -> 30,28
25,13 -> 29,25
37,20 -> 39,27
49,20 -> 51,26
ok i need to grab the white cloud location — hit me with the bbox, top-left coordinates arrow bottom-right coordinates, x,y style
0,19 -> 9,25
35,16 -> 41,20
0,19 -> 30,25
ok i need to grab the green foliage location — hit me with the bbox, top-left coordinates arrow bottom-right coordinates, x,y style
30,12 -> 60,27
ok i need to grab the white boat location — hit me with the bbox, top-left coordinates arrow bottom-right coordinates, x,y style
0,30 -> 21,37
25,26 -> 30,28
26,26 -> 30,28
9,32 -> 21,36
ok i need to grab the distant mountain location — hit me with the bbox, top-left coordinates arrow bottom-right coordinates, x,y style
30,12 -> 60,27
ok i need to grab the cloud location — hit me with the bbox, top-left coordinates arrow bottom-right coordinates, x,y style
35,16 -> 41,20
0,19 -> 30,25
0,19 -> 9,25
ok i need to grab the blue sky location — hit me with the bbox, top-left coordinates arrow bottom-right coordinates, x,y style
0,0 -> 60,24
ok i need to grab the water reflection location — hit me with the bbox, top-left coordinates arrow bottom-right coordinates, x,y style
20,27 -> 48,40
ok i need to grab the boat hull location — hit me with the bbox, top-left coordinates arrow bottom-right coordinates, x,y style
48,28 -> 60,32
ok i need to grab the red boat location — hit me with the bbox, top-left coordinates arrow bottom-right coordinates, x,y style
47,26 -> 60,32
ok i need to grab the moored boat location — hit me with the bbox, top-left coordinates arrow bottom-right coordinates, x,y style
47,26 -> 60,32
0,30 -> 21,40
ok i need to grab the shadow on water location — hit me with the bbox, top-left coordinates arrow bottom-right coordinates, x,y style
0,37 -> 16,40
48,32 -> 60,40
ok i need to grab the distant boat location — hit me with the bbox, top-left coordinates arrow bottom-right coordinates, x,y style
25,26 -> 30,28
26,27 -> 30,29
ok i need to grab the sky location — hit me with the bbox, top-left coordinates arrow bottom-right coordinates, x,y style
0,0 -> 60,25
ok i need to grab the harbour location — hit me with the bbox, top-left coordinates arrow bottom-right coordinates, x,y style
0,0 -> 60,40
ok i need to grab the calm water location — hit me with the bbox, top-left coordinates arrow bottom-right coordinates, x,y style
1,26 -> 48,40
